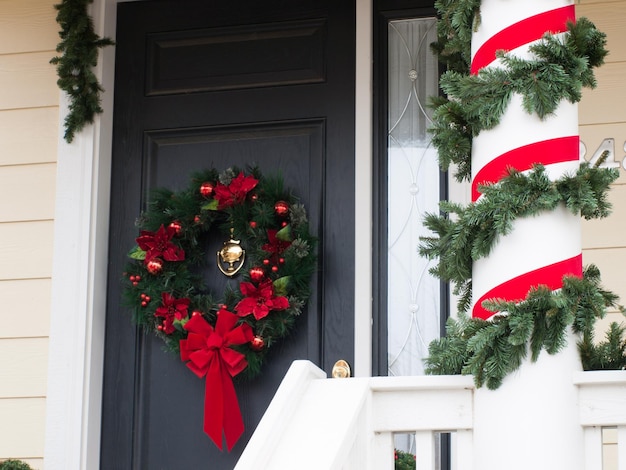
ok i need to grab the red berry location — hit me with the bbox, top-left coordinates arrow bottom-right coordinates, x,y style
281,221 -> 288,227
129,275 -> 136,282
271,265 -> 279,273
263,259 -> 270,265
132,281 -> 138,286
141,301 -> 147,307
250,221 -> 257,229
279,257 -> 285,264
135,275 -> 141,281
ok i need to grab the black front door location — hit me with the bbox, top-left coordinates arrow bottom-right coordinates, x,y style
101,1 -> 355,468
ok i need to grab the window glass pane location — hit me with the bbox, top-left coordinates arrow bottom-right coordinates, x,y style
387,17 -> 441,377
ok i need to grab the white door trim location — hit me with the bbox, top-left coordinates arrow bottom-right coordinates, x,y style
44,1 -> 372,468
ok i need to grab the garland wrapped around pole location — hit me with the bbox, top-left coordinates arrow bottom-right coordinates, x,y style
421,0 -> 626,468
422,0 -> 625,386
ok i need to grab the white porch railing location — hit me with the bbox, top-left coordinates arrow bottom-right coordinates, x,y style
235,361 -> 626,470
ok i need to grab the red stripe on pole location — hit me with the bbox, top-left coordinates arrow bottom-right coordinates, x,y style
472,253 -> 583,320
471,135 -> 579,201
470,5 -> 575,75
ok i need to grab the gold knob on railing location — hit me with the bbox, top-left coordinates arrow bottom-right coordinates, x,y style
331,359 -> 351,378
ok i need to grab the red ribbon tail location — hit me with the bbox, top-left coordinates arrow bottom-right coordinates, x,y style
221,365 -> 245,451
203,358 -> 245,451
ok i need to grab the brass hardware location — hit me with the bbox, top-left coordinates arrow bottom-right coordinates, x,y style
216,228 -> 245,277
331,359 -> 351,378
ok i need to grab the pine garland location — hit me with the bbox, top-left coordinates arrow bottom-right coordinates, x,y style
51,0 -> 114,143
420,159 -> 618,313
425,266 -> 622,389
431,18 -> 608,182
423,2 -> 626,387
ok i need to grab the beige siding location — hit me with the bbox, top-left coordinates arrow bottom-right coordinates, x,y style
580,0 -> 626,338
0,0 -> 58,467
579,5 -> 626,467
0,0 -> 58,54
0,108 -> 59,166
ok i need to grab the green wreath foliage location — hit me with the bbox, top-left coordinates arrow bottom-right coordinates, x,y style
423,3 -> 626,386
123,167 -> 317,379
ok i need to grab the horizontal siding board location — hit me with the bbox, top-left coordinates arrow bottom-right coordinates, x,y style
579,122 -> 626,185
579,0 -> 623,6
0,221 -> 54,280
0,279 -> 51,339
0,164 -> 56,222
578,4 -> 626,63
0,398 -> 46,458
579,62 -> 626,126
0,338 -> 48,398
0,52 -> 59,110
582,184 -> 626,249
0,107 -> 59,166
0,0 -> 58,55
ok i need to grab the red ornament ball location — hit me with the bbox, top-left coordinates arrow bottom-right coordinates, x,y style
146,258 -> 164,275
271,265 -> 279,273
249,221 -> 257,229
274,200 -> 289,217
249,266 -> 265,282
168,220 -> 183,235
250,335 -> 265,351
262,259 -> 270,265
199,182 -> 214,197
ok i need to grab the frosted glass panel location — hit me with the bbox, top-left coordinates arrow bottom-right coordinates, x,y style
387,17 -> 441,377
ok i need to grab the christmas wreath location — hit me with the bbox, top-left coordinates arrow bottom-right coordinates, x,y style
123,166 -> 316,450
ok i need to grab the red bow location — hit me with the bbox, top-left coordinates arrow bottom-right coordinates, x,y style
180,310 -> 253,450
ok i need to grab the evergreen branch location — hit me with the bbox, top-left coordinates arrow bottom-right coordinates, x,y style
425,268 -> 622,388
419,164 -> 618,311
429,19 -> 608,179
51,0 -> 114,143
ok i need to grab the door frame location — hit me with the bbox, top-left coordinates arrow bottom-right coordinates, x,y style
44,1 -> 373,468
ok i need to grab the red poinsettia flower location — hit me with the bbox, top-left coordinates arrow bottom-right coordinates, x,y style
136,224 -> 185,263
235,279 -> 289,320
155,292 -> 190,334
262,229 -> 292,259
213,172 -> 259,209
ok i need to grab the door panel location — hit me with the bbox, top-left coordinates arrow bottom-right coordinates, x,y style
102,1 -> 355,468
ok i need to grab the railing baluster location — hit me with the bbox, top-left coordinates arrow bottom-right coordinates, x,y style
454,429 -> 474,470
414,430 -> 435,469
371,431 -> 395,470
583,427 -> 603,470
618,425 -> 626,470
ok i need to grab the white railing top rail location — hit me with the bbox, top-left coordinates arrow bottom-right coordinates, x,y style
236,361 -> 626,470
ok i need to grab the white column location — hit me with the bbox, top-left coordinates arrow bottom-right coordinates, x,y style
469,1 -> 584,469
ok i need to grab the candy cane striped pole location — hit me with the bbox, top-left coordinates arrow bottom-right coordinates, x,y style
470,1 -> 584,468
